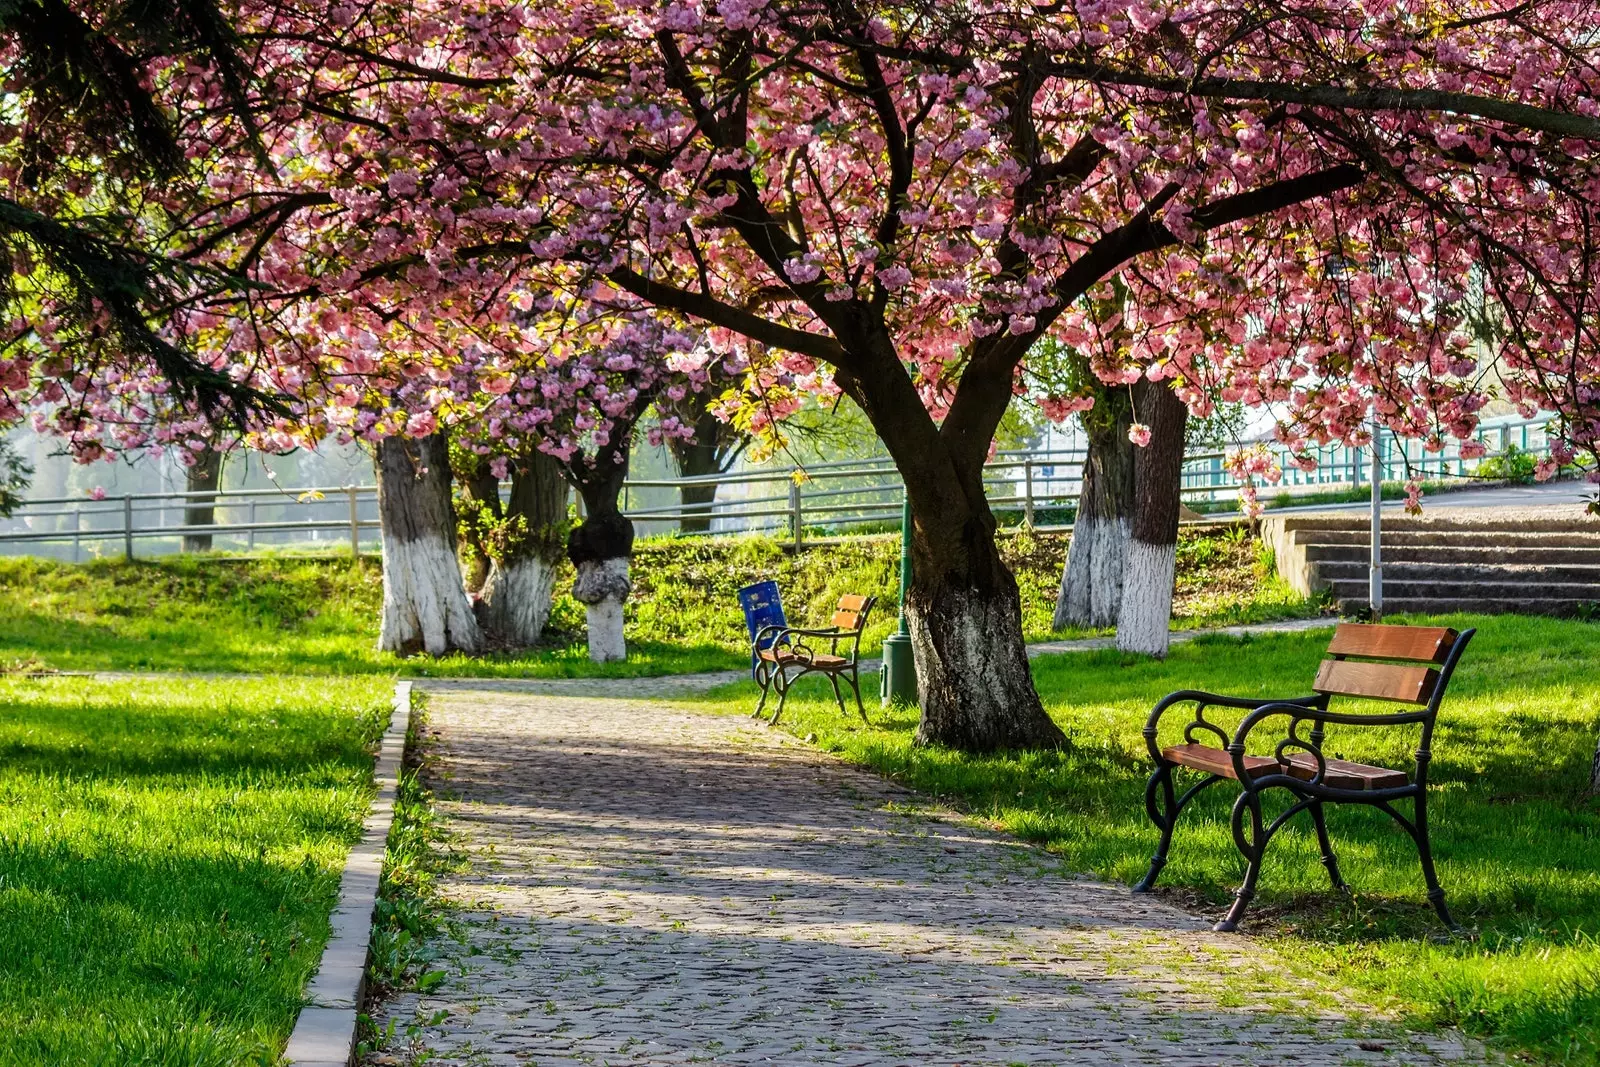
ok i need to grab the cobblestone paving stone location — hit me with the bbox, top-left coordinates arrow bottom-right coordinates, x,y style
363,687 -> 1490,1067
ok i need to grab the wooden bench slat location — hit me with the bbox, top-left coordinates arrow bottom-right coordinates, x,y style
837,593 -> 869,611
1162,743 -> 1279,780
1327,623 -> 1457,664
1280,751 -> 1409,790
1314,658 -> 1439,704
759,649 -> 847,667
831,609 -> 862,630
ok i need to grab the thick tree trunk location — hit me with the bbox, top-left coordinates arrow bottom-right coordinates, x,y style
1590,737 -> 1600,795
375,434 -> 483,656
568,467 -> 633,663
482,451 -> 569,646
1117,380 -> 1190,657
182,444 -> 222,553
1054,388 -> 1135,629
905,508 -> 1065,750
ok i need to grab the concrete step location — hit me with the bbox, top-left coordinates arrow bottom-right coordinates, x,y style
1326,578 -> 1600,602
1314,560 -> 1600,585
1303,543 -> 1600,566
1299,529 -> 1600,549
1335,596 -> 1597,617
1276,514 -> 1598,534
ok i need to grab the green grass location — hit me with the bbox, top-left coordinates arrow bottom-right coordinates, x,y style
0,526 -> 1316,677
687,613 -> 1600,1064
0,673 -> 391,1066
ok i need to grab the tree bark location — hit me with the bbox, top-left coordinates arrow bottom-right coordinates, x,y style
839,336 -> 1067,752
567,463 -> 633,662
667,395 -> 741,533
1590,736 -> 1600,796
456,459 -> 501,595
1117,379 -> 1190,657
1054,385 -> 1134,629
375,434 -> 483,656
482,451 -> 569,646
182,444 -> 222,553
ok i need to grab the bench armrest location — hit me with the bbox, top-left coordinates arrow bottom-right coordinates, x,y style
1229,703 -> 1426,789
1144,689 -> 1321,745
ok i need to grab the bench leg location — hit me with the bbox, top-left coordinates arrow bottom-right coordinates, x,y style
753,662 -> 774,718
847,668 -> 869,724
1413,795 -> 1459,931
827,673 -> 847,717
1309,801 -> 1351,894
1133,763 -> 1178,893
1216,790 -> 1267,933
769,667 -> 794,726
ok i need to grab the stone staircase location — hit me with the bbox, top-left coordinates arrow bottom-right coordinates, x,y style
1259,509 -> 1600,616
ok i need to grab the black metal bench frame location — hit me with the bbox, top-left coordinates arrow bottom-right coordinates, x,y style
1134,624 -> 1476,933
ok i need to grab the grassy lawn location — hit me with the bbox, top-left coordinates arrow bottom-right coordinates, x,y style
0,526 -> 1313,677
0,674 -> 391,1066
687,613 -> 1600,1065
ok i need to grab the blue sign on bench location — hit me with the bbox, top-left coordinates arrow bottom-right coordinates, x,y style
737,580 -> 787,678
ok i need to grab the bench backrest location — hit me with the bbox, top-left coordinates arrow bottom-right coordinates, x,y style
1315,623 -> 1474,779
831,593 -> 873,633
1315,623 -> 1458,706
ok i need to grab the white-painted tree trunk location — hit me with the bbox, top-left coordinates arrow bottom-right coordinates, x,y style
573,556 -> 630,662
482,554 -> 559,647
375,433 -> 483,657
1116,540 -> 1177,657
379,534 -> 484,655
1054,514 -> 1131,629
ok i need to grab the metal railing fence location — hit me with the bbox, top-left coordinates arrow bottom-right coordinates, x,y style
4,414 -> 1555,560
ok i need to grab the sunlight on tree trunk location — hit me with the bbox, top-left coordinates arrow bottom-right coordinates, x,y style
376,434 -> 483,656
1117,380 -> 1189,657
1055,381 -> 1134,630
482,452 -> 568,646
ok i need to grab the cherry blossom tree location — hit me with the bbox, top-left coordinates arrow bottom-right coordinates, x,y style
11,0 -> 1600,751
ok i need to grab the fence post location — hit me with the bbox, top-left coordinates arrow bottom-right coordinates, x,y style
347,485 -> 360,558
1023,460 -> 1034,527
122,494 -> 134,561
789,477 -> 804,551
247,499 -> 257,551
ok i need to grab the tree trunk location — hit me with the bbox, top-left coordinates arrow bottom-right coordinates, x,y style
905,506 -> 1065,750
1054,387 -> 1135,629
567,466 -> 633,663
1117,380 -> 1190,657
456,460 -> 501,595
1590,737 -> 1599,795
668,400 -> 736,533
182,444 -> 222,553
482,451 -> 569,646
375,434 -> 483,656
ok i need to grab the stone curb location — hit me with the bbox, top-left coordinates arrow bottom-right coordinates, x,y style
283,680 -> 414,1067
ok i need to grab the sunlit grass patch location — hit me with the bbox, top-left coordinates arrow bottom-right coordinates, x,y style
0,674 -> 390,1066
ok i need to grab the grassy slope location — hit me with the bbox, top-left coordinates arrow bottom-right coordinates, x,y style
0,674 -> 390,1066
1,526 -> 1312,676
687,614 -> 1600,1065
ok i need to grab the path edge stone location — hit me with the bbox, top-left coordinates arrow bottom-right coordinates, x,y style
283,679 -> 414,1067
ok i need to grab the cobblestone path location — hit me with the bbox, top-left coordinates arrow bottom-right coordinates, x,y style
364,688 -> 1486,1066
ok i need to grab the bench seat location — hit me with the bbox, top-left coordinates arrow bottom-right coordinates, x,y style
1163,743 -> 1407,790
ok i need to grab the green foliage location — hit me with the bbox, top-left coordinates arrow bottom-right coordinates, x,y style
691,614 -> 1600,1065
0,674 -> 390,1065
1476,444 -> 1540,485
0,438 -> 31,517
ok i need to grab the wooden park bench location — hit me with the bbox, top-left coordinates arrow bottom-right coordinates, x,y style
752,593 -> 876,726
1134,623 -> 1476,932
